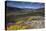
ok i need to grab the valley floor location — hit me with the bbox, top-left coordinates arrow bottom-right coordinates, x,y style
6,16 -> 45,30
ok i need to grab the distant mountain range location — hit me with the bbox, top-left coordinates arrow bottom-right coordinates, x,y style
6,6 -> 44,10
6,6 -> 44,12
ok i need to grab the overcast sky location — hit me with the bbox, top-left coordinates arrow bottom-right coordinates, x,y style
6,1 -> 44,9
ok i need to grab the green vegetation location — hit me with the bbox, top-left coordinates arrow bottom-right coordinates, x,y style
6,8 -> 44,30
6,15 -> 33,30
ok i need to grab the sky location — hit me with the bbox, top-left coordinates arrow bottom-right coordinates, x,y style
7,1 -> 44,9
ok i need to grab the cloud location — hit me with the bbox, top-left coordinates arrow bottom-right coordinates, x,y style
7,1 -> 44,9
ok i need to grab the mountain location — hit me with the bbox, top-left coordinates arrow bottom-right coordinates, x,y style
6,6 -> 44,11
6,6 -> 44,16
6,6 -> 44,13
6,7 -> 22,11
